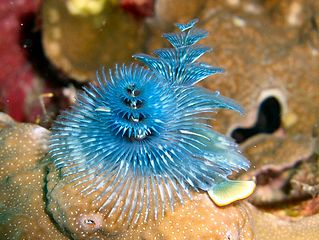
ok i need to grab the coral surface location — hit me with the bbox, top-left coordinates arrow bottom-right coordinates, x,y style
0,114 -> 67,239
42,0 -> 150,82
147,0 -> 319,217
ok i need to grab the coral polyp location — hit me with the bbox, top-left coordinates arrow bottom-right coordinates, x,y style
49,19 -> 250,224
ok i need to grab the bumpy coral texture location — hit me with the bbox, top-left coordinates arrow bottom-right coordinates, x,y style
49,19 -> 249,224
0,115 -> 68,240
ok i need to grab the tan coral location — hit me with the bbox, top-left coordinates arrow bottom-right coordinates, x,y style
0,117 -> 68,240
46,161 -> 319,240
247,203 -> 319,240
142,0 -> 319,213
42,0 -> 147,82
0,115 -> 256,240
149,0 -> 319,140
46,167 -> 254,240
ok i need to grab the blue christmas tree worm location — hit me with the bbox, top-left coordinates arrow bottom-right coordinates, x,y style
49,19 -> 255,224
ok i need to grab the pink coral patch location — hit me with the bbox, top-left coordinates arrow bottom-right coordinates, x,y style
0,0 -> 43,121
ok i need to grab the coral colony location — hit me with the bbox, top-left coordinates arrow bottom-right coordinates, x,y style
49,19 -> 255,224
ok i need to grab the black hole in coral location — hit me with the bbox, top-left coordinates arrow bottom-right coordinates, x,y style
19,13 -> 82,85
124,99 -> 143,109
84,219 -> 95,225
18,12 -> 83,126
231,97 -> 281,143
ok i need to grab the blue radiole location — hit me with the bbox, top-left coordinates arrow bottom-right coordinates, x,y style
49,19 -> 255,224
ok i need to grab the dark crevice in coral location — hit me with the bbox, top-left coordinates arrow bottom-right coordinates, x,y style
251,154 -> 319,210
19,12 -> 83,88
231,96 -> 281,143
18,12 -> 85,127
310,15 -> 318,31
42,161 -> 73,239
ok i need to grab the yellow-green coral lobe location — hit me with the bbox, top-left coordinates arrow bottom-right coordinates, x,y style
208,180 -> 256,206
